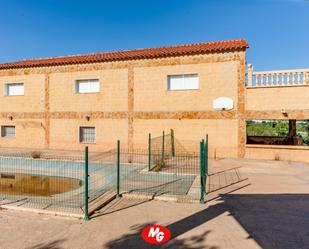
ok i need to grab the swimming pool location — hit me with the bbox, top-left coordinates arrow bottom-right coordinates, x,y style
0,156 -> 117,209
0,155 -> 198,212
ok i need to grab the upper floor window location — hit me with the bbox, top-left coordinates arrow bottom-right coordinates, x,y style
167,74 -> 199,90
75,79 -> 100,93
1,126 -> 16,138
4,83 -> 24,96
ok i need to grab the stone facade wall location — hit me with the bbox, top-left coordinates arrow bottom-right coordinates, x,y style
0,51 -> 246,157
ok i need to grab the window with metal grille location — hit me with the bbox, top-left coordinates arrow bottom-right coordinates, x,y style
167,74 -> 199,90
75,79 -> 100,93
1,126 -> 16,138
4,83 -> 24,96
79,127 -> 96,143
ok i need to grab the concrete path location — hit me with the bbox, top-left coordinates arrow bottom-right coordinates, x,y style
0,158 -> 308,249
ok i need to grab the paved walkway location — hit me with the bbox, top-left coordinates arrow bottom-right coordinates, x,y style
0,158 -> 308,249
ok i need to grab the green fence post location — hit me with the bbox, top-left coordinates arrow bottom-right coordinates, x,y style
162,130 -> 165,161
199,140 -> 205,204
148,133 -> 151,171
171,129 -> 175,157
116,140 -> 120,198
84,146 -> 89,221
204,134 -> 208,195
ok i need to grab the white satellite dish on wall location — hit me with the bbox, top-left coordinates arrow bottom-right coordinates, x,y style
213,97 -> 234,111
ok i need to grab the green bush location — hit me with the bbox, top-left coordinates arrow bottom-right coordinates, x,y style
247,120 -> 309,145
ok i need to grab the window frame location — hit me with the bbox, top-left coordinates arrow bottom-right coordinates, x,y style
1,125 -> 16,138
4,83 -> 25,96
79,126 -> 96,144
167,73 -> 199,91
75,79 -> 100,94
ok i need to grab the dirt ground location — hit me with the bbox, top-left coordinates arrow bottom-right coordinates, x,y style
0,158 -> 308,249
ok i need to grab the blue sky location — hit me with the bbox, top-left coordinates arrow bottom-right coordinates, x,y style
0,0 -> 308,70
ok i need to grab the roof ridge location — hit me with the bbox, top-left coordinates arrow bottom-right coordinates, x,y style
21,38 -> 248,62
0,38 -> 249,70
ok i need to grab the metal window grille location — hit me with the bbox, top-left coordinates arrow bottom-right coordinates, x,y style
1,126 -> 16,137
79,127 -> 95,144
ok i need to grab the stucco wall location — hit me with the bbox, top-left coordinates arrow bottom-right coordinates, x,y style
133,119 -> 239,157
134,61 -> 238,112
49,119 -> 128,151
246,86 -> 309,111
245,145 -> 309,164
49,69 -> 128,112
0,118 -> 45,149
0,74 -> 45,112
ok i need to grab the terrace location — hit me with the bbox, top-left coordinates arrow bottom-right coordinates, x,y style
247,64 -> 309,88
245,65 -> 309,162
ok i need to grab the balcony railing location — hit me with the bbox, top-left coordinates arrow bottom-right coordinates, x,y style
247,64 -> 309,88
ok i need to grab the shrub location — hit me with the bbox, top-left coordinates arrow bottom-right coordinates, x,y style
153,158 -> 165,172
31,151 -> 41,159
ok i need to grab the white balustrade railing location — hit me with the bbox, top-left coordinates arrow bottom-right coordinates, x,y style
247,64 -> 309,88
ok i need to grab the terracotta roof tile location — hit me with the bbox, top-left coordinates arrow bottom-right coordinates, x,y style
0,38 -> 249,70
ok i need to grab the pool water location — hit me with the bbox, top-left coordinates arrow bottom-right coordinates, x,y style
0,172 -> 82,197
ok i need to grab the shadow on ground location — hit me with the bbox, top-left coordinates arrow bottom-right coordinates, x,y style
92,197 -> 152,218
104,193 -> 309,249
208,166 -> 246,193
27,239 -> 66,249
223,194 -> 309,249
105,221 -> 217,249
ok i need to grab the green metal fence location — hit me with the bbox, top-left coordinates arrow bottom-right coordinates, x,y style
116,133 -> 208,203
199,135 -> 208,203
0,149 -> 118,219
0,132 -> 209,219
0,151 -> 85,216
148,129 -> 175,168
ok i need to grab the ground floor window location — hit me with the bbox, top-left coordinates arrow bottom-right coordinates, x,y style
79,126 -> 96,144
246,120 -> 309,146
1,126 -> 16,138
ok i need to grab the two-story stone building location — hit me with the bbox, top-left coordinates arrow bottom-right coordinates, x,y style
0,39 -> 247,157
0,38 -> 308,163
